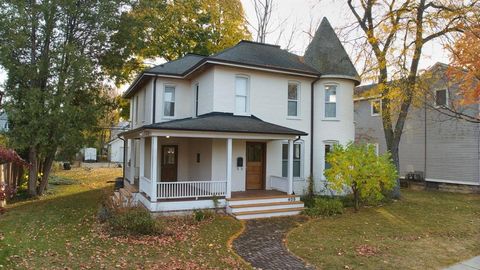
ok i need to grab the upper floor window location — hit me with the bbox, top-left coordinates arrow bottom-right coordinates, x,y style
435,89 -> 448,107
371,99 -> 381,116
325,85 -> 337,118
282,142 -> 302,178
163,85 -> 175,117
288,82 -> 300,117
235,76 -> 249,114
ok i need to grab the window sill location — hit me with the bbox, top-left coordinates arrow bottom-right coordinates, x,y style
322,118 -> 340,122
286,116 -> 302,120
162,116 -> 175,121
371,114 -> 380,117
234,112 -> 251,116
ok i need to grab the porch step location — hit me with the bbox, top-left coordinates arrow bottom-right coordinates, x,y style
113,188 -> 138,207
227,194 -> 304,219
228,201 -> 304,213
232,207 -> 305,220
227,195 -> 300,206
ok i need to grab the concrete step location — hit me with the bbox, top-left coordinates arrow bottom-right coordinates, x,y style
232,207 -> 305,220
227,201 -> 304,213
227,195 -> 300,206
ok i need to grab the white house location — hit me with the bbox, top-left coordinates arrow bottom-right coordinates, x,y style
119,18 -> 360,219
108,121 -> 130,163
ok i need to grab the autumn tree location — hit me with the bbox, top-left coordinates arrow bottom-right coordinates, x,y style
345,0 -> 479,197
325,143 -> 397,212
0,0 -> 125,196
103,0 -> 251,85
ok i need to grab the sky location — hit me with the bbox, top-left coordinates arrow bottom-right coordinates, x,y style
0,0 -> 451,89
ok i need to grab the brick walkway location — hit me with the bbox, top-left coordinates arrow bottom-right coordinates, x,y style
233,216 -> 314,270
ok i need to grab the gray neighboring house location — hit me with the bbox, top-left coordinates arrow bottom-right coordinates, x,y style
354,63 -> 480,190
0,112 -> 8,132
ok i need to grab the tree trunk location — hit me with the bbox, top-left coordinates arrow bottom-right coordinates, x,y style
28,147 -> 38,196
37,153 -> 54,196
353,186 -> 359,212
0,164 -> 5,208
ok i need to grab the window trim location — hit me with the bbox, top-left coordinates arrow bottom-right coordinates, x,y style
434,88 -> 448,108
324,84 -> 338,119
371,99 -> 381,116
281,140 -> 304,179
234,75 -> 250,115
287,81 -> 301,118
163,84 -> 176,119
368,143 -> 380,156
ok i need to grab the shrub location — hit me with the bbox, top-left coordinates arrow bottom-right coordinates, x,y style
325,142 -> 397,211
193,209 -> 214,222
304,197 -> 344,217
107,207 -> 162,236
98,194 -> 162,236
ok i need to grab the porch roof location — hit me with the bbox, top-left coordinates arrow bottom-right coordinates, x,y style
125,112 -> 307,137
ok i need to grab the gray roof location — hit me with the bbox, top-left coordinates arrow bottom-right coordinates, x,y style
304,18 -> 360,82
145,54 -> 205,75
210,41 -> 319,75
141,112 -> 307,136
354,83 -> 377,97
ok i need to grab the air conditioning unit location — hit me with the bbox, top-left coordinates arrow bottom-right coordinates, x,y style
406,171 -> 424,182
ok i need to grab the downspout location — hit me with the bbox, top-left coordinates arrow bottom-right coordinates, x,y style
310,77 -> 321,179
152,77 -> 158,123
424,88 -> 427,180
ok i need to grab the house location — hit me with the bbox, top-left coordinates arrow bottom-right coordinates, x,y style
107,121 -> 130,163
0,112 -> 8,132
354,63 -> 480,192
119,18 -> 360,219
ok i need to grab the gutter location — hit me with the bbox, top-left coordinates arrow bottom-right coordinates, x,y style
310,76 -> 321,179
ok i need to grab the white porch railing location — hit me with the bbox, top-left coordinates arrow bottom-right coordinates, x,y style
157,181 -> 227,199
139,176 -> 151,196
270,176 -> 289,193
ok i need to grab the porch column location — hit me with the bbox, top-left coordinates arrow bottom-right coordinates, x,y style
139,137 -> 145,182
226,138 -> 232,199
150,136 -> 158,202
129,139 -> 135,184
288,139 -> 294,194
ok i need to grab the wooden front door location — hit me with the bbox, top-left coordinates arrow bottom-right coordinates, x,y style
161,145 -> 178,182
246,142 -> 266,190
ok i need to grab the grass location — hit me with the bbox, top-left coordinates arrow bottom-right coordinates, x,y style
0,167 -> 247,269
288,190 -> 480,269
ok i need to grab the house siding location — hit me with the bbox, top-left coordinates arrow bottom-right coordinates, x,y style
354,73 -> 480,186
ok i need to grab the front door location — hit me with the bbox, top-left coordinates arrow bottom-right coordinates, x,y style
246,142 -> 265,190
161,145 -> 178,182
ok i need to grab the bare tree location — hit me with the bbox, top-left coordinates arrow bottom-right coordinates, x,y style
250,0 -> 274,43
345,0 -> 479,198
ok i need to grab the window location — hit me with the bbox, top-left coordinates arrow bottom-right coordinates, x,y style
325,85 -> 337,118
324,141 -> 338,171
435,89 -> 447,107
194,83 -> 199,117
134,96 -> 139,124
371,99 -> 381,116
235,76 -> 248,114
368,143 -> 379,156
163,85 -> 175,117
288,82 -> 300,117
281,143 -> 302,178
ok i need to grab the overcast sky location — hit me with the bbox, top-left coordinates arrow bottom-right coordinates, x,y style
0,0 -> 451,90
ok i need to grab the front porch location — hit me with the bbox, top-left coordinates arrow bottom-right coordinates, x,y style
121,113 -> 306,216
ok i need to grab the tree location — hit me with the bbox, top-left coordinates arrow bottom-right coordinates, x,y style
324,143 -> 397,212
345,0 -> 479,198
443,27 -> 480,123
103,0 -> 251,85
0,0 -> 125,196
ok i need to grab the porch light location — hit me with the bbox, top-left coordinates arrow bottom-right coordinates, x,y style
166,136 -> 170,138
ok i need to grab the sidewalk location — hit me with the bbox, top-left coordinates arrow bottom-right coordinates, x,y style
445,256 -> 480,270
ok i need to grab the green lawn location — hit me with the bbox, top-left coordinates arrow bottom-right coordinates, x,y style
0,168 -> 247,269
288,190 -> 480,269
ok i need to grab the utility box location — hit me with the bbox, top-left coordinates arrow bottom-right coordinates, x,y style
84,148 -> 97,162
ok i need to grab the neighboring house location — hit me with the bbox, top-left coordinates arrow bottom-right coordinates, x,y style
0,112 -> 8,132
354,63 -> 480,191
119,18 -> 360,219
108,121 -> 130,163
